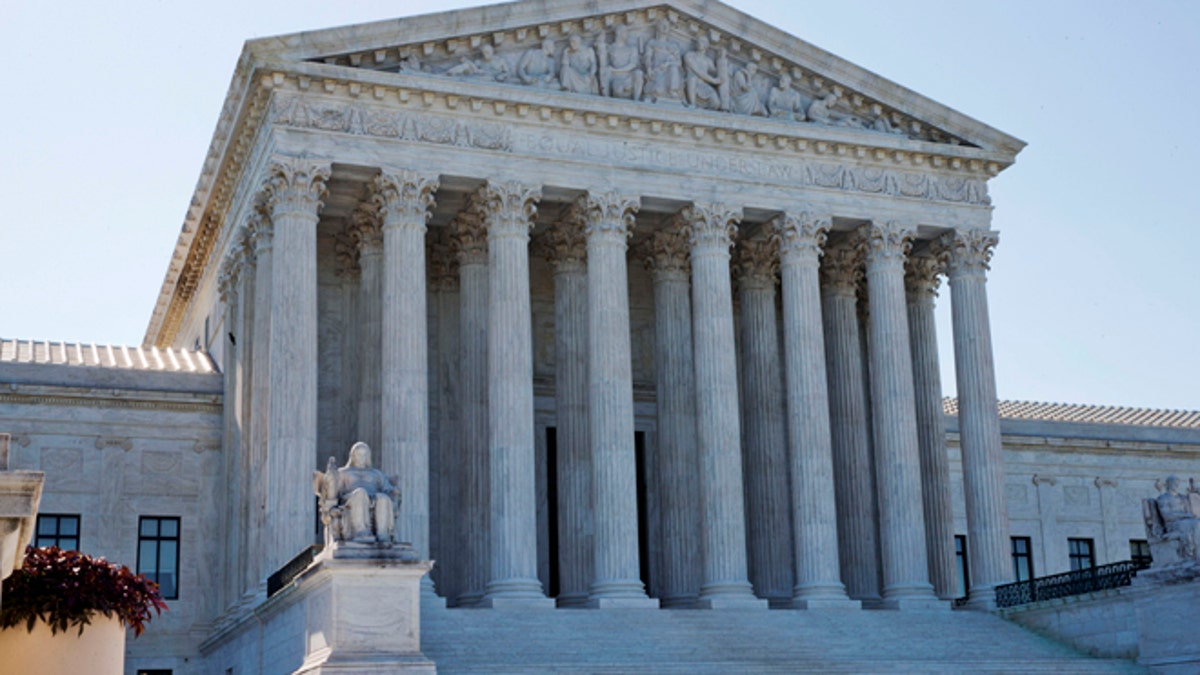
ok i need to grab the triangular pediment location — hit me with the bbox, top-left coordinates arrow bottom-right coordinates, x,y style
245,0 -> 1023,156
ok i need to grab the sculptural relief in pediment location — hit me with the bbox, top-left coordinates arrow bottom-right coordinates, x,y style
308,7 -> 971,147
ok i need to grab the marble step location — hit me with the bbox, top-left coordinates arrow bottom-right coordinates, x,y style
421,607 -> 1143,673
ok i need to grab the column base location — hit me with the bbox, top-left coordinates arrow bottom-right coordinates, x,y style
697,580 -> 767,609
791,597 -> 861,610
586,597 -> 661,609
963,583 -> 998,611
477,596 -> 557,609
455,591 -> 485,608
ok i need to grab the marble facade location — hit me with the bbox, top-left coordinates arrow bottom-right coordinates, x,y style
4,0 -> 1200,672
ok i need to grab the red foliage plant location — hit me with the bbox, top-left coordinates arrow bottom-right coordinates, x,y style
0,546 -> 168,637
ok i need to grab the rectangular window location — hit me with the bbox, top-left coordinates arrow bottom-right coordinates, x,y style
955,534 -> 969,599
1130,539 -> 1152,567
1068,538 -> 1095,572
138,517 -> 180,600
35,514 -> 80,550
1011,536 -> 1034,582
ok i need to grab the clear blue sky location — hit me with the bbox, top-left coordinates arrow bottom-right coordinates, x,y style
1,1 -> 1197,410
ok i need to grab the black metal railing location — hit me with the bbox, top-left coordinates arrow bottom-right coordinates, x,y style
994,559 -> 1149,609
267,545 -> 322,597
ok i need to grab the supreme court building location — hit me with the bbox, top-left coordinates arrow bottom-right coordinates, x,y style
4,1 -> 1199,672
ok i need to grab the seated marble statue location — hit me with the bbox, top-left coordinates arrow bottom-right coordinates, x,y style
313,442 -> 402,546
1143,475 -> 1200,566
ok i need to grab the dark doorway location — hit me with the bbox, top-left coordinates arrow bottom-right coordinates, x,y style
546,426 -> 560,598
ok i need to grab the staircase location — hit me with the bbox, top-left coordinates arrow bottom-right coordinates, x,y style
422,606 -> 1142,673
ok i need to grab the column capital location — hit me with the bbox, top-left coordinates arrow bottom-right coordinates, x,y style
733,238 -> 779,290
333,226 -> 362,279
771,212 -> 829,262
372,170 -> 439,232
682,203 -> 742,252
582,191 -> 640,242
934,229 -> 998,280
904,254 -> 943,299
217,236 -> 245,304
819,244 -> 863,295
249,207 -> 273,255
538,200 -> 587,272
640,222 -> 691,279
452,197 -> 489,266
854,221 -> 915,270
263,156 -> 331,218
480,180 -> 541,238
348,201 -> 383,255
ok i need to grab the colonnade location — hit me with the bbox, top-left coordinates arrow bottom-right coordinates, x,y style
218,154 -> 1011,613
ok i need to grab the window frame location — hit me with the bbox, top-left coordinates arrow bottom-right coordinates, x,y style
1130,539 -> 1152,567
137,516 -> 181,600
35,513 -> 80,551
1068,537 -> 1095,572
1011,536 -> 1034,582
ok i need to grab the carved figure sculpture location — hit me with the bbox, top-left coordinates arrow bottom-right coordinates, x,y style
683,35 -> 728,110
767,74 -> 806,121
518,38 -> 559,88
872,114 -> 906,136
729,61 -> 766,116
642,19 -> 684,102
1143,475 -> 1200,566
807,91 -> 866,128
599,25 -> 644,100
313,442 -> 402,546
445,43 -> 509,82
559,33 -> 599,95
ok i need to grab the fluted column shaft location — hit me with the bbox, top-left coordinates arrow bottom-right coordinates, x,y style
820,246 -> 881,602
217,243 -> 244,609
683,203 -> 762,608
376,171 -> 439,576
352,207 -> 384,451
481,181 -> 550,604
264,157 -> 329,574
247,215 -> 271,590
455,206 -> 490,607
905,255 -> 959,601
582,193 -> 653,605
734,238 -> 793,604
540,214 -> 592,607
643,228 -> 701,608
938,229 -> 1011,608
775,214 -> 857,609
856,221 -> 938,607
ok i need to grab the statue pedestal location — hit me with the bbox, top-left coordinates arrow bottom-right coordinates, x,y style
294,544 -> 436,674
1131,561 -> 1200,673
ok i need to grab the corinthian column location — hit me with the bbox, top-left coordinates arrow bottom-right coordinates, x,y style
774,214 -> 858,610
427,229 -> 462,602
480,181 -> 553,607
350,203 -> 383,451
582,192 -> 656,607
820,244 -> 880,602
453,201 -> 490,607
904,254 -> 958,601
538,205 -> 592,607
374,170 -> 439,592
733,237 -> 793,606
262,156 -> 330,574
641,225 -> 701,608
682,203 -> 764,609
935,229 -> 1010,609
855,221 -> 940,609
247,209 -> 272,591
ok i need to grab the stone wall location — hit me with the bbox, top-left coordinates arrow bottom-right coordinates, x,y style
0,360 -> 222,673
999,588 -> 1138,659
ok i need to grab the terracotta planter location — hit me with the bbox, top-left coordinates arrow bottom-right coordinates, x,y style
0,614 -> 125,675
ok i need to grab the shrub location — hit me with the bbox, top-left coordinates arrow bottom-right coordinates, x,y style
0,546 -> 167,637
